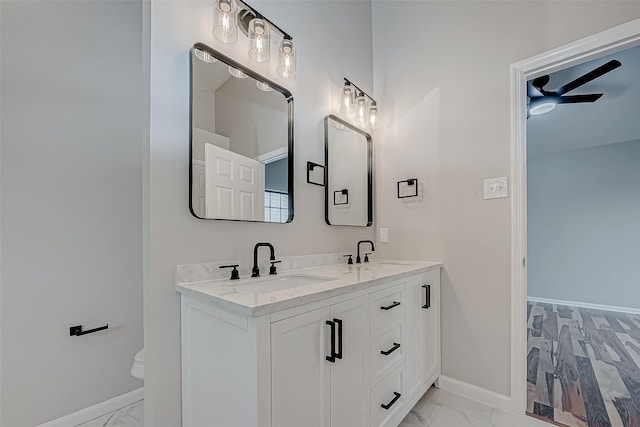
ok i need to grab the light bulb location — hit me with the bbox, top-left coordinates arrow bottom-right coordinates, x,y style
248,18 -> 270,63
213,0 -> 238,44
277,39 -> 296,80
340,83 -> 355,114
369,104 -> 378,129
354,94 -> 367,123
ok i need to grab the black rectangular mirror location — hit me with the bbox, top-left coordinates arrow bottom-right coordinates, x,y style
190,43 -> 294,223
324,115 -> 372,226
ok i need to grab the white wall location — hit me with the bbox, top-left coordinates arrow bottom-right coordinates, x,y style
146,1 -> 375,424
528,140 -> 640,308
372,1 -> 640,397
0,1 -> 144,425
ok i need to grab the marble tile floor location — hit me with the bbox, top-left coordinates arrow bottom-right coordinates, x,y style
526,302 -> 640,427
400,386 -> 551,427
76,399 -> 143,427
75,387 -> 551,427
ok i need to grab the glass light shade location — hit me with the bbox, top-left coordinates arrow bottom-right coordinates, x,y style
340,84 -> 355,114
529,101 -> 556,115
277,39 -> 296,80
248,18 -> 270,63
194,48 -> 217,63
228,66 -> 248,79
212,0 -> 238,44
354,94 -> 368,123
368,104 -> 378,129
256,81 -> 273,92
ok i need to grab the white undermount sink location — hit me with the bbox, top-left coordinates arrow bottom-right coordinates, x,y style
225,274 -> 335,293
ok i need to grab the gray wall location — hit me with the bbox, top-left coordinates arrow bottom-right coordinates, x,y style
146,1 -> 375,424
372,1 -> 640,397
0,1 -> 144,425
265,158 -> 288,193
528,140 -> 640,308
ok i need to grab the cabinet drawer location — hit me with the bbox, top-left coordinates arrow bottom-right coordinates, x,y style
370,284 -> 405,331
371,364 -> 405,427
371,317 -> 405,385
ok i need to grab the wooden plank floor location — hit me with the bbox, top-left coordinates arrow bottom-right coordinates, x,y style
526,302 -> 640,427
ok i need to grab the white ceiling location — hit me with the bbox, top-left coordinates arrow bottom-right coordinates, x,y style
527,44 -> 640,156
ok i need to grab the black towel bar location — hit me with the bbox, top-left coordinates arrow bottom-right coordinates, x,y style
69,324 -> 108,336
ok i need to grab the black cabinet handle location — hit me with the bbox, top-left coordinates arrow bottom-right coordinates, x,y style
381,301 -> 401,311
326,320 -> 336,363
334,318 -> 343,360
381,392 -> 401,410
422,284 -> 431,309
380,342 -> 401,356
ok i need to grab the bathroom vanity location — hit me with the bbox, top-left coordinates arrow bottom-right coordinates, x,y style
177,259 -> 441,427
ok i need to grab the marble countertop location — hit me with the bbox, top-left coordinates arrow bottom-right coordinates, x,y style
176,260 -> 442,317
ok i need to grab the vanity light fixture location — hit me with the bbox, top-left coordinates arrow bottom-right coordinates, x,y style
213,0 -> 238,44
340,78 -> 379,130
340,83 -> 355,114
212,0 -> 296,79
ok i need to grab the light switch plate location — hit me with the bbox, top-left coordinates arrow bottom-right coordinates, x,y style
379,227 -> 389,243
484,177 -> 508,199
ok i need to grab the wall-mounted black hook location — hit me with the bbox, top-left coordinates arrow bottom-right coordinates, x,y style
70,324 -> 108,337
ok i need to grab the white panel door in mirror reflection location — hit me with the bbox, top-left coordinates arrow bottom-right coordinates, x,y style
203,143 -> 265,221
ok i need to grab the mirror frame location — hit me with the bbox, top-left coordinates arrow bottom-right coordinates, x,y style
324,114 -> 373,227
189,42 -> 294,223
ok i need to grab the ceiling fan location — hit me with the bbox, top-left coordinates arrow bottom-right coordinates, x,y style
527,59 -> 622,117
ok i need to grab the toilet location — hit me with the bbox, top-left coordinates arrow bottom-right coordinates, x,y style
130,349 -> 144,380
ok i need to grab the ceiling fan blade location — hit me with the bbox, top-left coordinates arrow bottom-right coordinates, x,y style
527,81 -> 543,97
556,94 -> 603,104
556,60 -> 621,95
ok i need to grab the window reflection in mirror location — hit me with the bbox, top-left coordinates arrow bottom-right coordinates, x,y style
190,43 -> 293,223
324,115 -> 372,227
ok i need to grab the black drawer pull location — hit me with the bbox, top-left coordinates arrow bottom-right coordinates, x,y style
334,318 -> 343,360
422,284 -> 431,309
381,301 -> 400,311
381,392 -> 401,410
326,320 -> 336,363
380,342 -> 401,356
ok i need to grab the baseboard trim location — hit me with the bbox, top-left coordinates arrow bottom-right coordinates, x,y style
38,388 -> 143,427
436,375 -> 512,413
527,296 -> 640,315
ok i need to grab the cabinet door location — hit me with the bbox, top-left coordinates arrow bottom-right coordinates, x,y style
405,271 -> 440,398
421,270 -> 440,383
272,307 -> 332,427
330,296 -> 370,427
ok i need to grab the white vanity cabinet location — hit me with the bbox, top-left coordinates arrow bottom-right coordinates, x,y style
405,269 -> 441,401
271,295 -> 369,427
178,263 -> 441,427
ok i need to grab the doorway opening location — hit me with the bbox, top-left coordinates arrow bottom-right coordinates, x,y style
511,18 -> 640,427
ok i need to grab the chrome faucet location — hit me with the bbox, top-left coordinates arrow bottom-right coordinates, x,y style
356,240 -> 375,263
252,242 -> 276,277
